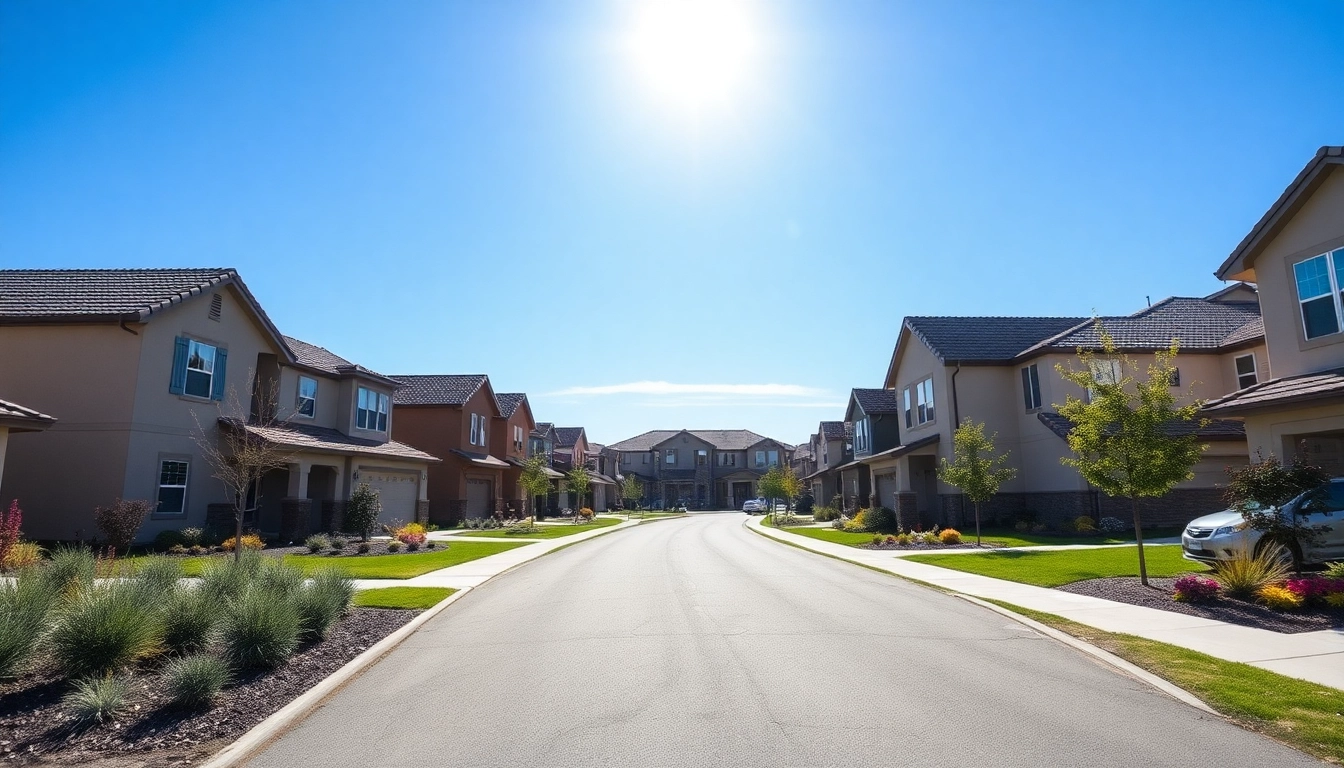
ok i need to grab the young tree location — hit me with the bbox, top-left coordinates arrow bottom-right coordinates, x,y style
519,454 -> 552,521
1056,323 -> 1207,586
939,420 -> 1017,546
757,465 -> 801,518
344,482 -> 382,541
193,377 -> 296,561
1224,453 -> 1331,573
621,474 -> 645,517
565,465 -> 591,522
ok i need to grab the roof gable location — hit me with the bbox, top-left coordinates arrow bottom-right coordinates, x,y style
1016,297 -> 1263,358
905,316 -> 1089,364
284,336 -> 399,387
390,374 -> 490,407
847,388 -> 901,421
554,426 -> 586,447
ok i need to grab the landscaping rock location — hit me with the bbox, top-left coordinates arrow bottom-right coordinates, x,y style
1058,577 -> 1344,634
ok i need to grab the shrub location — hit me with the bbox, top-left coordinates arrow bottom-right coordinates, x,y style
295,568 -> 354,641
199,550 -> 264,603
93,498 -> 152,553
305,534 -> 330,554
864,507 -> 899,534
795,494 -> 814,515
2,541 -> 43,571
63,675 -> 130,725
578,508 -> 595,521
1284,577 -> 1344,605
256,558 -> 304,599
884,535 -> 897,545
939,528 -> 962,545
1098,517 -> 1127,533
871,535 -> 883,546
330,537 -> 347,550
1212,545 -> 1292,600
162,653 -> 231,708
1013,521 -> 1030,532
132,555 -> 183,600
161,587 -> 217,654
395,523 -> 427,546
344,483 -> 382,541
220,587 -> 301,669
167,544 -> 187,556
1324,561 -> 1344,579
49,582 -> 163,678
895,532 -> 913,545
922,531 -> 940,545
222,534 -> 265,552
426,540 -> 437,549
179,527 -> 204,547
1326,592 -> 1344,608
386,541 -> 401,553
0,571 -> 56,678
154,529 -> 185,551
1071,516 -> 1098,534
812,505 -> 841,522
1257,584 -> 1304,611
188,545 -> 206,556
1172,575 -> 1221,602
406,540 -> 421,551
357,542 -> 370,554
41,545 -> 96,598
842,510 -> 870,532
0,500 -> 21,568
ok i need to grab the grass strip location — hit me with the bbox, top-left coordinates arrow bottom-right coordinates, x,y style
904,545 -> 1207,587
984,599 -> 1344,764
455,517 -> 622,539
177,541 -> 527,580
354,586 -> 457,609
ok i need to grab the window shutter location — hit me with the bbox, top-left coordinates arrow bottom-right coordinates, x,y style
211,347 -> 229,401
169,337 -> 189,395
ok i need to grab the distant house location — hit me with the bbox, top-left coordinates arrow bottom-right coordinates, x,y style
840,388 -> 902,511
492,392 -> 538,517
0,268 -> 437,542
1205,146 -> 1344,475
803,421 -> 850,508
610,429 -> 792,509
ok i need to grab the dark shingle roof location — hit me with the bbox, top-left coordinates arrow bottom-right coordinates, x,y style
390,375 -> 487,406
221,418 -> 439,462
284,336 -> 395,383
1022,298 -> 1263,356
1036,412 -> 1246,441
608,429 -> 775,452
496,393 -> 527,418
906,316 -> 1088,363
553,427 -> 585,447
852,388 -> 901,415
1220,316 -> 1264,348
1204,368 -> 1344,414
0,268 -> 237,321
819,421 -> 848,441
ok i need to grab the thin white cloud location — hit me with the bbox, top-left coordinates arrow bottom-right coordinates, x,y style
550,381 -> 827,398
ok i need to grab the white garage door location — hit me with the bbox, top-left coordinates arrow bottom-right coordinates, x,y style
362,470 -> 419,528
466,479 -> 493,517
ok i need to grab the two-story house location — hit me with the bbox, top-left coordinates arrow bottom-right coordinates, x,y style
1205,146 -> 1344,474
0,268 -> 437,543
586,443 -> 619,511
880,293 -> 1259,530
610,429 -> 792,509
492,392 -> 538,517
802,421 -> 850,508
842,388 -> 902,511
390,374 -> 510,525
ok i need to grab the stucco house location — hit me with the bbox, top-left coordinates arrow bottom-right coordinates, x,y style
390,374 -> 511,525
1204,145 -> 1344,474
0,268 -> 436,543
838,389 -> 902,512
878,290 -> 1260,529
610,429 -> 792,509
802,421 -> 850,508
493,392 -> 540,516
0,399 -> 56,497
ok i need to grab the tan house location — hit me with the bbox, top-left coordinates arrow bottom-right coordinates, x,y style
493,392 -> 539,516
878,292 -> 1260,529
611,429 -> 792,509
0,399 -> 56,497
1205,145 -> 1344,473
0,268 -> 436,543
802,421 -> 850,508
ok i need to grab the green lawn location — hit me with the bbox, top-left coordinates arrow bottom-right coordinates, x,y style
991,601 -> 1344,764
176,541 -> 527,580
904,545 -> 1207,587
622,511 -> 689,519
766,523 -> 883,547
354,586 -> 456,609
455,517 -> 623,539
968,527 -> 1184,548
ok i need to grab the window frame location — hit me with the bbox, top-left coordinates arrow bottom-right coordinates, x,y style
907,377 -> 935,426
696,449 -> 708,466
356,387 -> 389,432
1087,359 -> 1122,401
665,448 -> 677,465
1292,249 -> 1344,341
854,418 -> 870,453
155,458 -> 190,518
1234,353 -> 1258,390
296,375 -> 318,418
184,339 -> 217,399
1021,364 -> 1042,411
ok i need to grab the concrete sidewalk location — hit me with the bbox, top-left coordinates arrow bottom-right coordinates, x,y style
748,516 -> 1344,691
351,516 -> 652,592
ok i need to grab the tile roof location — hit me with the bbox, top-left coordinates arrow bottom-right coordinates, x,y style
1203,368 -> 1344,414
390,375 -> 488,406
284,336 -> 395,384
553,427 -> 585,447
1219,316 -> 1264,348
495,393 -> 527,418
819,421 -> 848,441
851,388 -> 901,414
905,316 -> 1087,363
0,268 -> 238,321
1036,412 -> 1247,441
1021,298 -> 1263,356
221,419 -> 439,462
0,398 -> 57,431
607,429 -> 777,452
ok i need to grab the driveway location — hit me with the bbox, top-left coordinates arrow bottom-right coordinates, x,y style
246,512 -> 1318,767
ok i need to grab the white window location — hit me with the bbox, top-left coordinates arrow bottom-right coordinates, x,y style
185,340 -> 217,399
1293,249 -> 1344,340
1235,354 -> 1258,389
755,450 -> 766,468
157,460 -> 189,516
767,450 -> 779,467
469,413 -> 489,447
854,419 -> 870,453
357,387 -> 389,431
297,376 -> 317,418
718,452 -> 737,467
907,377 -> 935,426
665,448 -> 677,465
514,425 -> 524,450
1088,359 -> 1122,400
903,388 -> 913,428
1021,364 -> 1041,411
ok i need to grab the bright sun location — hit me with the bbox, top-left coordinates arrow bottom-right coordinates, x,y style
624,0 -> 763,118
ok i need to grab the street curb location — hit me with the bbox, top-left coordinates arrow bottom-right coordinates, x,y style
954,595 -> 1216,715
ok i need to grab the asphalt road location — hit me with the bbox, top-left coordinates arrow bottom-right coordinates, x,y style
247,513 -> 1319,768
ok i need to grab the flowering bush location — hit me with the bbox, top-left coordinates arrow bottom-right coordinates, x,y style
2,540 -> 42,571
1098,517 -> 1127,533
1172,575 -> 1220,602
842,509 -> 870,532
222,534 -> 265,552
395,523 -> 427,546
939,528 -> 962,545
1283,577 -> 1344,605
1257,584 -> 1304,611
1071,516 -> 1097,534
922,531 -> 939,545
884,535 -> 897,545
0,500 -> 23,569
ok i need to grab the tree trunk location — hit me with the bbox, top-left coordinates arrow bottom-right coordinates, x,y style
1131,495 -> 1148,586
234,508 -> 244,564
974,500 -> 982,547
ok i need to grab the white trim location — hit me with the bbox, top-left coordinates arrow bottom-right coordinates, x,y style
1293,249 -> 1344,341
1234,353 -> 1258,390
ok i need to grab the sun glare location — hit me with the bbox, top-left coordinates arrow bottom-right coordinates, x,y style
625,0 -> 763,118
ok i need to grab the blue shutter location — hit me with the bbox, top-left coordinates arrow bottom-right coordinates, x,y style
211,347 -> 228,401
169,337 -> 189,395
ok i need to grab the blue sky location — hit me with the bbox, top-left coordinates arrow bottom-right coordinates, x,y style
3,1 -> 1342,446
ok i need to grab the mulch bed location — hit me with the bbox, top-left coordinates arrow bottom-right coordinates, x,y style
1058,577 -> 1344,634
0,608 -> 417,765
169,539 -> 442,560
860,542 -> 1005,551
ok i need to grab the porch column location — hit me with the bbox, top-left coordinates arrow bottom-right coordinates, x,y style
281,461 -> 312,543
286,461 -> 310,498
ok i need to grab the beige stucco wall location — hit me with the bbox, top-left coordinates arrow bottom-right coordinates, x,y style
1219,344 -> 1269,391
277,367 -> 342,427
1241,403 -> 1344,474
0,427 -> 8,494
657,433 -> 715,469
1248,167 -> 1344,378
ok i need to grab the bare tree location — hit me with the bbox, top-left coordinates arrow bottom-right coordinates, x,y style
192,374 -> 296,561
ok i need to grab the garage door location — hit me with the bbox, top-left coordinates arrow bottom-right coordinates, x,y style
362,470 -> 420,528
465,479 -> 493,517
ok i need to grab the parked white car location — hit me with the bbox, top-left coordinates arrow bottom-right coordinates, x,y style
742,498 -> 767,514
1182,478 -> 1344,565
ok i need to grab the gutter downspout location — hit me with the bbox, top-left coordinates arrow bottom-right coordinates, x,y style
950,361 -> 962,427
